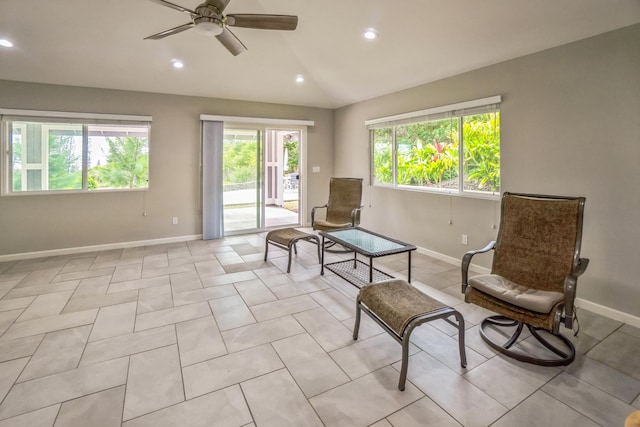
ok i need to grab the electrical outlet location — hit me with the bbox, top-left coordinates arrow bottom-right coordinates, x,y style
172,217 -> 178,225
462,234 -> 468,245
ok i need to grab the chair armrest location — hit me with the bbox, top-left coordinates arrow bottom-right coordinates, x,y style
311,205 -> 328,229
351,206 -> 365,227
461,241 -> 496,293
562,257 -> 589,329
574,258 -> 589,277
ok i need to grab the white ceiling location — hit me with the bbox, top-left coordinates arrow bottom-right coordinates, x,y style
1,0 -> 639,109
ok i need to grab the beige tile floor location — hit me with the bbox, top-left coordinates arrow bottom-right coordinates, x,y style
0,233 -> 638,426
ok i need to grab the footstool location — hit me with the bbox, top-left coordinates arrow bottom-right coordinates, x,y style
264,228 -> 321,273
353,279 -> 467,390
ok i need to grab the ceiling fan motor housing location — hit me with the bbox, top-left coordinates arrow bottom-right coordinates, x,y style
195,3 -> 222,18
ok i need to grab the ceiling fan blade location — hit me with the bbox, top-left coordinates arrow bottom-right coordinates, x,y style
206,0 -> 231,14
145,0 -> 196,14
145,22 -> 195,40
215,28 -> 247,56
226,14 -> 298,31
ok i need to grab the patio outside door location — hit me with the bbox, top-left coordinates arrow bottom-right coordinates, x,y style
223,127 -> 300,234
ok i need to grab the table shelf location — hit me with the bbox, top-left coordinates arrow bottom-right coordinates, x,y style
324,259 -> 394,288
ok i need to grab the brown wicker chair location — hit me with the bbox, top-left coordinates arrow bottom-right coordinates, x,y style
461,192 -> 589,366
311,177 -> 363,231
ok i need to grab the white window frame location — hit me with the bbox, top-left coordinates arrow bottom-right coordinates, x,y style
1,109 -> 152,196
366,96 -> 501,199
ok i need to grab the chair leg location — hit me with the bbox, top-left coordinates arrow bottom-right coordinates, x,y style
314,238 -> 321,265
264,241 -> 269,262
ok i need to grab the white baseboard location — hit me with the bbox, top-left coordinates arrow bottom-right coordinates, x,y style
415,246 -> 491,274
575,298 -> 640,329
0,235 -> 203,263
415,245 -> 640,328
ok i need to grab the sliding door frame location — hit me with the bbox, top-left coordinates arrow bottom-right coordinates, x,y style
200,115 -> 313,238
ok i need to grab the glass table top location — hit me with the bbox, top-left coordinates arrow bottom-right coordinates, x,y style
323,228 -> 410,255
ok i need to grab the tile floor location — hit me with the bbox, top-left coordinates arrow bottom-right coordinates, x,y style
0,232 -> 638,426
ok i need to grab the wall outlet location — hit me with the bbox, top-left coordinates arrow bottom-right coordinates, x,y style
462,234 -> 468,246
172,217 -> 178,225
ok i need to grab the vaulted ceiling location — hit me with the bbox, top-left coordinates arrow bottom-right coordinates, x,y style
1,0 -> 639,109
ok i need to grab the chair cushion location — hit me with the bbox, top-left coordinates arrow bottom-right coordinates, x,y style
313,219 -> 352,230
266,228 -> 315,246
469,274 -> 564,314
360,279 -> 448,335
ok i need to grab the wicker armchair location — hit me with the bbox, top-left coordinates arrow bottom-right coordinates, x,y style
311,177 -> 363,231
461,192 -> 589,366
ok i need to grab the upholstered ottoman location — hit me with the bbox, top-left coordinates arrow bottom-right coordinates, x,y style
264,228 -> 320,273
353,279 -> 467,390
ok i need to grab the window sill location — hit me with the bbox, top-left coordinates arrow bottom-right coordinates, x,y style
373,183 -> 500,201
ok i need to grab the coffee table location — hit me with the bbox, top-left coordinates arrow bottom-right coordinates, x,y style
319,227 -> 416,288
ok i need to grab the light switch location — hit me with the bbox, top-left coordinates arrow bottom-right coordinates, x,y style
312,166 -> 320,173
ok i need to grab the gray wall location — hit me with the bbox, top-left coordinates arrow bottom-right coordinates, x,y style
334,24 -> 640,318
0,81 -> 334,255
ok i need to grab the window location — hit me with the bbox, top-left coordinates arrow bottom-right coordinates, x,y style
368,96 -> 500,196
2,111 -> 151,194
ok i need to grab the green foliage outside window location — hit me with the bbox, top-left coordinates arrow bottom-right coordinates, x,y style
372,128 -> 393,184
90,137 -> 149,189
11,136 -> 22,192
223,140 -> 257,185
462,113 -> 500,192
372,112 -> 500,193
8,121 -> 149,192
397,118 -> 459,188
48,134 -> 82,190
283,139 -> 298,173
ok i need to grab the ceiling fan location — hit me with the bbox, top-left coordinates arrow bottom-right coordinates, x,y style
144,0 -> 298,56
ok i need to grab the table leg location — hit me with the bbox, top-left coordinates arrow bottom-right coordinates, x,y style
369,257 -> 374,283
321,236 -> 325,276
408,251 -> 412,283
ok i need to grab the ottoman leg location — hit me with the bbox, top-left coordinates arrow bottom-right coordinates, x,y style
398,322 -> 420,391
286,242 -> 294,273
454,311 -> 467,368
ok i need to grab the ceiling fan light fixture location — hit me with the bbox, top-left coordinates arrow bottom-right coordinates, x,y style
195,19 -> 224,36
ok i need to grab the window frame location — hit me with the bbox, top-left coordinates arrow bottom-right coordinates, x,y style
367,96 -> 501,199
1,109 -> 152,196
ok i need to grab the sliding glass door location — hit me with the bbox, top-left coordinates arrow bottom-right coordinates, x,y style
222,127 -> 300,234
223,128 -> 261,232
264,129 -> 300,228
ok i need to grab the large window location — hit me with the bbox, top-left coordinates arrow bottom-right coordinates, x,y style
2,112 -> 151,194
369,97 -> 500,196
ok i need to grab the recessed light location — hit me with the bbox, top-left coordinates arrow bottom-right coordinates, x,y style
295,74 -> 304,83
0,39 -> 13,48
172,60 -> 184,69
363,29 -> 379,40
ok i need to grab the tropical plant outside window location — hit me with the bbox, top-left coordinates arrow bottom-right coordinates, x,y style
371,109 -> 500,195
5,119 -> 149,193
